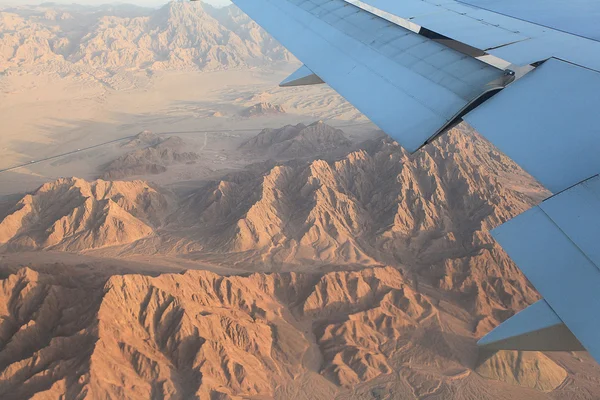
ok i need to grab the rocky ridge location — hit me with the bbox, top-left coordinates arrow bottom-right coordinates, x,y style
103,134 -> 200,179
239,102 -> 286,118
0,1 -> 290,78
240,121 -> 353,158
172,126 -> 547,333
0,266 -> 586,400
0,125 -> 548,332
0,178 -> 170,251
121,130 -> 163,149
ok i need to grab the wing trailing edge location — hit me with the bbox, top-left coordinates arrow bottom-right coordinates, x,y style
492,176 -> 600,363
478,299 -> 584,352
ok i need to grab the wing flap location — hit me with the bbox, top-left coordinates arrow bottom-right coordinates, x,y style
350,0 -> 531,50
492,177 -> 600,362
355,0 -> 600,72
540,176 -> 600,267
478,299 -> 584,352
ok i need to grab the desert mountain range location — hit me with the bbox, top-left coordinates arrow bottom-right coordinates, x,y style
1,121 -> 598,398
1,265 -> 592,400
240,121 -> 353,158
1,125 -> 545,332
0,1 -> 290,81
239,102 -> 287,118
103,133 -> 200,179
0,178 -> 171,251
2,2 -> 600,397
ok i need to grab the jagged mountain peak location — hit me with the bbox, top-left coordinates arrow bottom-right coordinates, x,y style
0,2 -> 290,73
0,178 -> 170,251
240,102 -> 287,117
173,126 -> 546,329
149,0 -> 214,29
241,120 -> 352,159
0,265 -> 576,398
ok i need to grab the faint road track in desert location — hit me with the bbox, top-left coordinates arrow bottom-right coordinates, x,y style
0,127 -> 260,175
201,132 -> 208,150
0,121 -> 373,175
0,136 -> 134,175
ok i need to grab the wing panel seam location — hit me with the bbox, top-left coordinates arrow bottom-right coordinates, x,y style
264,0 -> 467,121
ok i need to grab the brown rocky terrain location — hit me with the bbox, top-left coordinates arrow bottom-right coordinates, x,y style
169,126 -> 543,329
0,178 -> 171,251
240,121 -> 353,158
1,265 -> 596,400
121,130 -> 164,149
4,2 -> 595,398
0,126 -> 547,330
103,135 -> 200,179
2,123 -> 599,398
476,351 -> 569,392
0,1 -> 290,83
239,101 -> 286,117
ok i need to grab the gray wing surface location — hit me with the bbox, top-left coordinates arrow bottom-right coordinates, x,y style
232,0 -> 506,153
229,0 -> 600,364
491,176 -> 600,361
459,0 -> 600,42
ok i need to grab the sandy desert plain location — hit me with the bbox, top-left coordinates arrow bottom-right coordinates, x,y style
1,1 -> 600,400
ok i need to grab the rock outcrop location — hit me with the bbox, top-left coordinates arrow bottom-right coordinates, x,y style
476,351 -> 568,392
180,126 -> 546,329
0,266 -> 582,400
103,135 -> 200,179
0,1 -> 290,75
241,121 -> 352,158
121,130 -> 163,149
239,102 -> 286,118
0,178 -> 169,251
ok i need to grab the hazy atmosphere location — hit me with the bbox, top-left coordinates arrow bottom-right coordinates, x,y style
0,0 -> 232,6
0,1 -> 598,399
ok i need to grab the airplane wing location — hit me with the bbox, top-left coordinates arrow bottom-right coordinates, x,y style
231,0 -> 511,153
229,0 -> 600,363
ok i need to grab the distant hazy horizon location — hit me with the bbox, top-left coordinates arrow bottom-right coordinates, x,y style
0,0 -> 232,8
